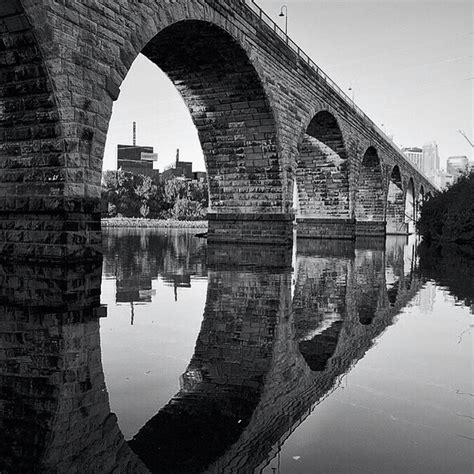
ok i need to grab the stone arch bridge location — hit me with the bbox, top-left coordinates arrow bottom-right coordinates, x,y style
0,0 -> 436,260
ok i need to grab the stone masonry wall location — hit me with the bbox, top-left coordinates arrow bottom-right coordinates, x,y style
0,0 -> 437,258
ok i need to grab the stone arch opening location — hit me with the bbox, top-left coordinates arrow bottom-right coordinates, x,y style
386,165 -> 407,234
405,178 -> 416,234
295,111 -> 351,238
355,147 -> 385,236
141,21 -> 282,214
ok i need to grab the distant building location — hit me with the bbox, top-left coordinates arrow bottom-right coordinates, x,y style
426,169 -> 453,190
422,141 -> 440,174
193,171 -> 207,182
117,144 -> 159,178
402,147 -> 423,170
161,149 -> 205,181
447,156 -> 469,183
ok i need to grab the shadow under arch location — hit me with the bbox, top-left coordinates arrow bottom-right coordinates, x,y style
295,110 -> 351,238
355,146 -> 385,236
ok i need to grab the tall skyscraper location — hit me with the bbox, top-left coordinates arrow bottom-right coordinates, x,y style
402,147 -> 423,170
422,141 -> 440,174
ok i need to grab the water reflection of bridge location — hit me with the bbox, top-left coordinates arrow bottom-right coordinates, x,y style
0,236 -> 459,472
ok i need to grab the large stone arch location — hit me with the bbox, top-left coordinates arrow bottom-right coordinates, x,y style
295,109 -> 352,239
1,0 -> 439,260
141,21 -> 281,214
386,165 -> 407,234
1,3 -> 293,262
355,146 -> 385,236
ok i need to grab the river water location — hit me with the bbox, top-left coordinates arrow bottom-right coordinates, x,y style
1,228 -> 472,473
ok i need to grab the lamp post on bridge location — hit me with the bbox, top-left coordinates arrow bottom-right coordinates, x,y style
279,5 -> 288,35
348,87 -> 354,103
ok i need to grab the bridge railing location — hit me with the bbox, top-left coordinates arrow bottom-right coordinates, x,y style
242,0 -> 437,190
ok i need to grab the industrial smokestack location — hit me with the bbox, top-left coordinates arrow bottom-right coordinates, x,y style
133,121 -> 136,146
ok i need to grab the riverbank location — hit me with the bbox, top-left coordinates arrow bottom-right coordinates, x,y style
101,218 -> 208,229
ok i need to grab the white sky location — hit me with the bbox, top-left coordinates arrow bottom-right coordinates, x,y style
103,0 -> 473,172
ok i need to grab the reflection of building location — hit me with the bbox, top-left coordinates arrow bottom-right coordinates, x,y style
447,156 -> 469,183
117,144 -> 159,178
422,141 -> 440,174
116,276 -> 154,304
402,147 -> 423,170
116,275 -> 155,325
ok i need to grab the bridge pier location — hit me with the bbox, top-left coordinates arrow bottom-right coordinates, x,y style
295,218 -> 388,240
296,218 -> 355,239
207,213 -> 294,246
0,197 -> 102,262
355,220 -> 386,237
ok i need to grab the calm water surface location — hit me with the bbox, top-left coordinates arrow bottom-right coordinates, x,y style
1,229 -> 472,473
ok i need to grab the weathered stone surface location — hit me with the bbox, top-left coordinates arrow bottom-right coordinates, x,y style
0,0 -> 437,258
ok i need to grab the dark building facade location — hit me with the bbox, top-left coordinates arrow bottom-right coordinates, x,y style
117,145 -> 160,178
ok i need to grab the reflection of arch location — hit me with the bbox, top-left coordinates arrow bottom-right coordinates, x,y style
143,21 -> 281,214
298,321 -> 344,370
0,261 -> 145,472
292,249 -> 349,371
386,166 -> 407,234
130,253 -> 292,472
405,178 -> 416,234
295,111 -> 351,238
354,246 -> 387,325
355,147 -> 385,236
1,241 -> 428,472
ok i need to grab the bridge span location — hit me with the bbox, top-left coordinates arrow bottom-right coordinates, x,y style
0,0 -> 436,260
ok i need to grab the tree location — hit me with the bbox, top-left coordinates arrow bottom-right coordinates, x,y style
101,173 -> 209,220
417,173 -> 474,243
